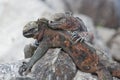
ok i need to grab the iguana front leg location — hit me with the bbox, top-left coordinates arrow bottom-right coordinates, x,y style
24,40 -> 39,58
19,40 -> 50,75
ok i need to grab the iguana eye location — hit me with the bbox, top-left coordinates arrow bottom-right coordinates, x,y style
29,28 -> 35,32
28,27 -> 38,33
49,21 -> 53,23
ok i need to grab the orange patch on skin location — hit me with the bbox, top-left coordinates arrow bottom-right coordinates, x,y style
71,43 -> 99,73
64,40 -> 70,47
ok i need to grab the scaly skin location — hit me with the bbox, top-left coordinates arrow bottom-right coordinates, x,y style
23,12 -> 93,58
49,12 -> 93,43
19,14 -> 120,79
50,12 -> 87,32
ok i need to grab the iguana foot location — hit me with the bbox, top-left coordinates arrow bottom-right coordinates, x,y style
18,62 -> 31,76
71,31 -> 85,44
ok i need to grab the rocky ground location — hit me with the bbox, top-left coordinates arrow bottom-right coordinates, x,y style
0,49 -> 98,80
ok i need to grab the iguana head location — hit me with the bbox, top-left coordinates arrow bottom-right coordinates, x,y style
49,12 -> 87,32
23,21 -> 38,38
23,18 -> 49,40
51,12 -> 72,21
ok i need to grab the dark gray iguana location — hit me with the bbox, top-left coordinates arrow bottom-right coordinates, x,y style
19,13 -> 120,80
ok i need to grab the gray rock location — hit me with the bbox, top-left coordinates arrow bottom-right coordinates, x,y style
74,71 -> 97,80
0,60 -> 22,80
96,27 -> 120,62
0,40 -> 120,80
0,42 -> 119,80
97,27 -> 116,43
107,28 -> 120,62
32,48 -> 76,80
0,48 -> 77,80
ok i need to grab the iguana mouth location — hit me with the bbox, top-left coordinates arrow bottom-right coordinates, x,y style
23,27 -> 38,38
23,31 -> 34,38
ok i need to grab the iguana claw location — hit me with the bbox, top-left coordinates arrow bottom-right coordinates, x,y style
74,37 -> 85,43
71,31 -> 85,44
18,62 -> 29,76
